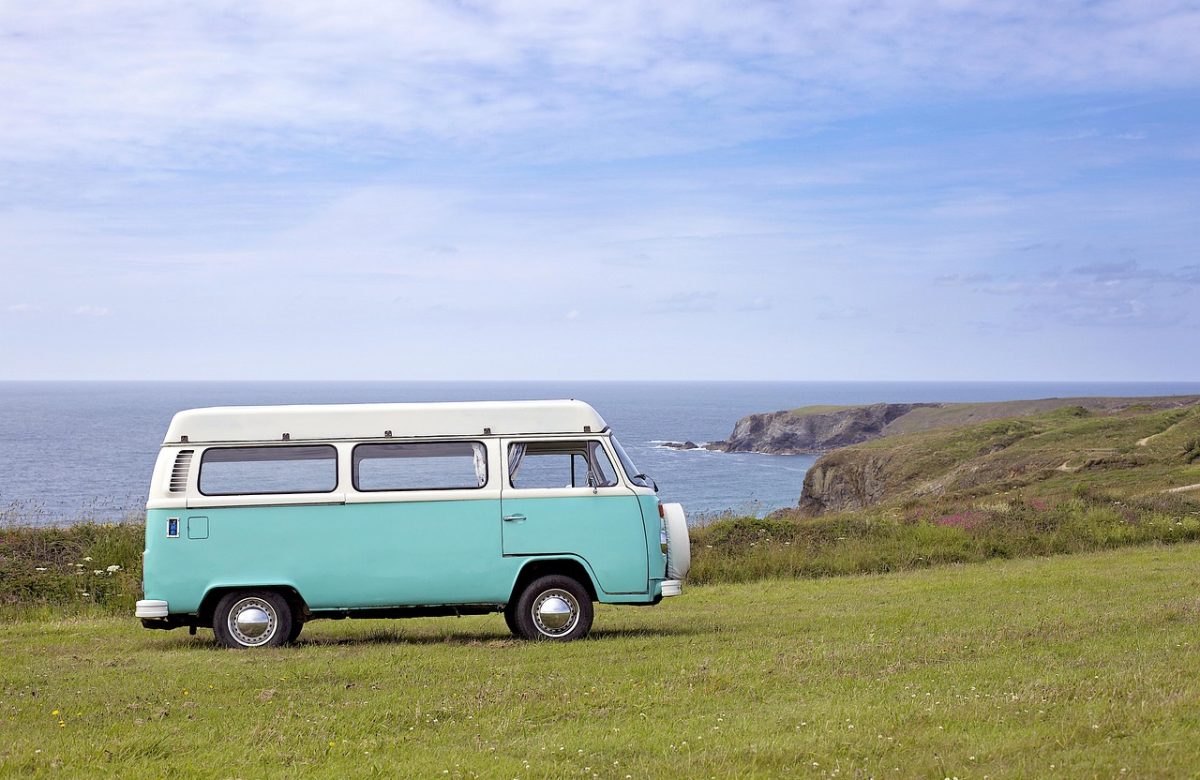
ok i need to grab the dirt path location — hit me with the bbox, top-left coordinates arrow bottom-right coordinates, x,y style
1165,483 -> 1200,494
1137,418 -> 1186,447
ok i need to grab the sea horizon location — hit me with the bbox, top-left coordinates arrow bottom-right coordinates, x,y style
4,379 -> 1200,524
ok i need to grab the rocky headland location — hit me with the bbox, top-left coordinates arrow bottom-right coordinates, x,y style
665,395 -> 1200,518
664,403 -> 938,453
665,396 -> 1200,456
795,395 -> 1200,516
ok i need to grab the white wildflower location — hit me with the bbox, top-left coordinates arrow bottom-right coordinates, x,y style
35,567 -> 47,571
106,565 -> 120,573
93,570 -> 103,575
83,556 -> 92,561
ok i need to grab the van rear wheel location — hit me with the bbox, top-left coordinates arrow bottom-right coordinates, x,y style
212,590 -> 293,649
512,575 -> 593,641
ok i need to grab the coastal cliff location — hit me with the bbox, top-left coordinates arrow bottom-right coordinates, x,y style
669,395 -> 1200,456
663,394 -> 1200,517
798,449 -> 895,515
796,397 -> 1200,516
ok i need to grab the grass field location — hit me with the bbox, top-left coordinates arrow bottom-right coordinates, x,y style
4,544 -> 1199,778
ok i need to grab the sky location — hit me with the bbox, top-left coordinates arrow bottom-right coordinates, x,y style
1,1 -> 1198,381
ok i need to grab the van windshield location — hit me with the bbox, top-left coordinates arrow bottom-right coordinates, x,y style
611,437 -> 652,489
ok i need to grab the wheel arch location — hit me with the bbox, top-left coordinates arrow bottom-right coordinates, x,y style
508,557 -> 599,605
198,584 -> 309,625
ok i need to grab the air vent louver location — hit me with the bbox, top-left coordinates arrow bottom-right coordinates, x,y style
169,450 -> 194,493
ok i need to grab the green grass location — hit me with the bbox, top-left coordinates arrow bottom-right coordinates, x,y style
786,405 -> 854,416
3,544 -> 1200,777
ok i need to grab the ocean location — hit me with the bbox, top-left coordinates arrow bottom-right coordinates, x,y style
3,380 -> 1199,524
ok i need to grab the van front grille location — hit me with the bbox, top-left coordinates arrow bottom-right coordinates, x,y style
169,450 -> 194,493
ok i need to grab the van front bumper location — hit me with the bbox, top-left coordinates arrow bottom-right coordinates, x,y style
135,599 -> 169,619
661,580 -> 682,597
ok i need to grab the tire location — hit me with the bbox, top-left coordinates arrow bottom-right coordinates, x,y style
212,590 -> 293,649
503,602 -> 521,638
511,575 -> 593,641
287,618 -> 304,644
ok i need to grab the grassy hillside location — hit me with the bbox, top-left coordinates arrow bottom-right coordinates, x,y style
878,402 -> 1200,498
786,404 -> 855,416
881,395 -> 1200,438
3,544 -> 1200,777
717,396 -> 1200,454
800,402 -> 1200,516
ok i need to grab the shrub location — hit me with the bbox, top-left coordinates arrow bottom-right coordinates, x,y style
688,489 -> 1200,585
0,519 -> 144,617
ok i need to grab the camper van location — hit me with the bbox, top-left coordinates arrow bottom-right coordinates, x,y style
137,400 -> 690,648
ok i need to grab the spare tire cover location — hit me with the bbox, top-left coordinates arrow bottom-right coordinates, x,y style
662,502 -> 691,580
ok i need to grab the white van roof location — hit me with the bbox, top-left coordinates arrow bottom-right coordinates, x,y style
162,400 -> 609,445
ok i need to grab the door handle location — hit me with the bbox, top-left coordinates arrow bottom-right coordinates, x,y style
503,513 -> 527,523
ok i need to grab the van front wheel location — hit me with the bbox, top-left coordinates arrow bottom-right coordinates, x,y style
512,575 -> 593,641
287,619 -> 304,644
503,602 -> 520,638
212,590 -> 293,649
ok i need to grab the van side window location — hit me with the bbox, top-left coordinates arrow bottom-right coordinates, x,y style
508,441 -> 618,489
353,442 -> 487,491
199,445 -> 337,496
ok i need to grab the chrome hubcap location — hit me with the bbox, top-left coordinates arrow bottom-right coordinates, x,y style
532,589 -> 579,637
228,598 -> 277,646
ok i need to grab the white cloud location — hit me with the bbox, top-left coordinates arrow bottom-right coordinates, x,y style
73,305 -> 110,317
1,1 -> 1197,166
4,303 -> 42,313
817,305 -> 868,321
647,291 -> 719,314
933,259 -> 1200,329
739,297 -> 772,312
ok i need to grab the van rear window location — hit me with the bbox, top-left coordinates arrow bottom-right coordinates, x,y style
352,442 -> 487,491
199,445 -> 338,496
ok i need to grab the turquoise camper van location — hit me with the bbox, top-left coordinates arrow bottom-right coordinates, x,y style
137,400 -> 690,648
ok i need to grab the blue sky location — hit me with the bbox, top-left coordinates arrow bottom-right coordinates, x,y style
1,1 -> 1197,380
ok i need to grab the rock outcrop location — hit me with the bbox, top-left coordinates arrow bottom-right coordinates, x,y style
798,449 -> 894,515
663,403 -> 939,454
712,403 -> 937,454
